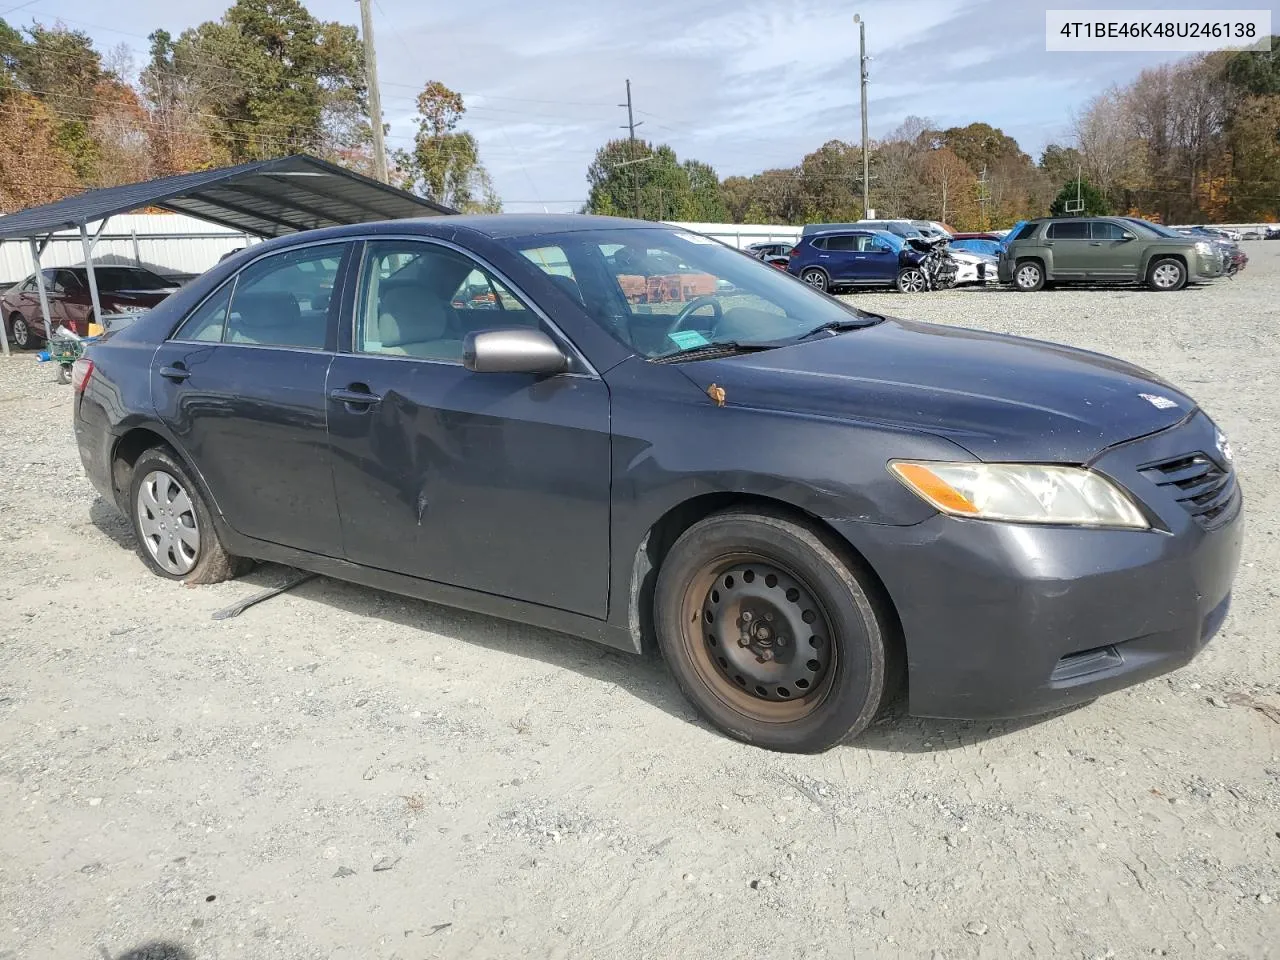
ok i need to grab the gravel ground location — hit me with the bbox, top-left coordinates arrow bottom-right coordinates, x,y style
1,246 -> 1278,960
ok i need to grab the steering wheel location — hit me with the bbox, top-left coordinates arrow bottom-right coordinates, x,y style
666,296 -> 723,337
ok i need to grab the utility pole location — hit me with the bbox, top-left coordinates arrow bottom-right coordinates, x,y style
358,0 -> 389,183
620,79 -> 643,219
854,15 -> 870,218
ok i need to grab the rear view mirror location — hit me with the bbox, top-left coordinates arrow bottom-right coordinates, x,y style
464,328 -> 568,375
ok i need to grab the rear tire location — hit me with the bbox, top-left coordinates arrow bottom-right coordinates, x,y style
1013,259 -> 1045,292
9,314 -> 33,350
126,447 -> 252,584
1147,257 -> 1187,291
800,268 -> 829,292
654,509 -> 893,753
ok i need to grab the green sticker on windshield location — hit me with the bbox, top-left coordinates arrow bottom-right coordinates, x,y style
668,329 -> 710,349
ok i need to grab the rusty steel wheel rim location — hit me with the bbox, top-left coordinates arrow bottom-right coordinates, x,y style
681,553 -> 838,723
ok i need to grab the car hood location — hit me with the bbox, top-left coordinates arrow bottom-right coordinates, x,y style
678,317 -> 1194,462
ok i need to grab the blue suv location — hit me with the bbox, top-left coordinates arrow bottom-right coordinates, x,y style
787,229 -> 924,293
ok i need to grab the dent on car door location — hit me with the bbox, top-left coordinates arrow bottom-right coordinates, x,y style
326,238 -> 612,618
151,242 -> 352,555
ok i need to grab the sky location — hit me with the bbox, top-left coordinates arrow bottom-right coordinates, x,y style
15,0 -> 1279,212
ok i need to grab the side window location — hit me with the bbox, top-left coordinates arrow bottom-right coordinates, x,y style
1091,221 -> 1126,240
42,270 -> 61,292
21,277 -> 37,292
809,237 -> 827,251
56,270 -> 81,292
175,283 -> 233,342
224,243 -> 345,349
357,240 -> 533,363
824,235 -> 858,252
1048,221 -> 1089,240
1013,222 -> 1039,241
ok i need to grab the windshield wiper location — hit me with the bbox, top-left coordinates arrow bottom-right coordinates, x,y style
794,314 -> 885,341
651,341 -> 780,363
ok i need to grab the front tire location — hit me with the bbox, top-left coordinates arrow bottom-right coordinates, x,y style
127,447 -> 252,584
1013,259 -> 1045,292
1147,257 -> 1187,291
896,267 -> 926,293
800,268 -> 829,292
654,510 -> 893,753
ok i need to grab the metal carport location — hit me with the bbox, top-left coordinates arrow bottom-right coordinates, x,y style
0,154 -> 454,356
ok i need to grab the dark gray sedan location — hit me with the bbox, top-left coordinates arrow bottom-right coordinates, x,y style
72,215 -> 1243,753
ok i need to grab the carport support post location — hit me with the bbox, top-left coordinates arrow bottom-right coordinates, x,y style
0,241 -> 7,357
28,238 -> 55,343
80,224 -> 104,331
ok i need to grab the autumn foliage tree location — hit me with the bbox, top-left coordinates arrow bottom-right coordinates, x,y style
393,81 -> 500,213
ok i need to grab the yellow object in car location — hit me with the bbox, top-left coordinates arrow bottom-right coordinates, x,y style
88,322 -> 104,336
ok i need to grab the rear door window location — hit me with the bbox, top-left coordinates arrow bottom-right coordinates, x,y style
1091,221 -> 1126,240
223,244 -> 347,349
1047,221 -> 1089,240
175,283 -> 233,342
822,235 -> 858,252
1013,222 -> 1040,241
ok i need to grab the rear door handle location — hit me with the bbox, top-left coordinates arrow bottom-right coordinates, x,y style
1089,241 -> 1102,246
329,387 -> 382,408
818,254 -> 830,259
159,365 -> 190,382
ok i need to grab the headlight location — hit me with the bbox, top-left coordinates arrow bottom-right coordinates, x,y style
889,461 -> 1149,529
1194,241 -> 1213,255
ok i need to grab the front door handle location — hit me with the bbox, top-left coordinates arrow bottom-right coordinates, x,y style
159,365 -> 190,382
1089,241 -> 1102,246
329,387 -> 382,408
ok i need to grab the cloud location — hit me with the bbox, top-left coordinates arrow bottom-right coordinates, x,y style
54,0 -> 1219,213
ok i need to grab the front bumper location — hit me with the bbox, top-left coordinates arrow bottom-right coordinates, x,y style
832,411 -> 1243,720
1192,251 -> 1225,281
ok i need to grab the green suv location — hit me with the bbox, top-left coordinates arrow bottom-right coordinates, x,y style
998,216 -> 1225,292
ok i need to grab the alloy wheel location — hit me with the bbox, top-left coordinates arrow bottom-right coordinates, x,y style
1016,264 -> 1041,289
898,269 -> 926,293
684,554 -> 837,723
1152,263 -> 1182,289
801,270 -> 827,292
135,470 -> 201,576
11,317 -> 30,349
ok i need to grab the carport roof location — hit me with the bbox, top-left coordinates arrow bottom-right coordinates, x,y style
0,154 -> 454,241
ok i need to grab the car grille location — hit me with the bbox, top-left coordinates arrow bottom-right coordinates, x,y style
1139,453 -> 1238,529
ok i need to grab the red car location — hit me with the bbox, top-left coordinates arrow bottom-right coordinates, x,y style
2,266 -> 179,349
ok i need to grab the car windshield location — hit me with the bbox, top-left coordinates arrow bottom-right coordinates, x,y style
93,267 -> 174,292
505,227 -> 879,360
1123,218 -> 1182,239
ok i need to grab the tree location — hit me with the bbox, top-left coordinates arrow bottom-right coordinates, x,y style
1223,35 -> 1280,96
918,147 -> 976,227
681,159 -> 728,221
394,81 -> 500,213
158,0 -> 367,161
1050,178 -> 1110,216
1225,95 -> 1280,220
1040,144 -> 1084,186
0,91 -> 80,211
928,122 -> 1027,174
585,138 -> 724,221
1071,87 -> 1137,205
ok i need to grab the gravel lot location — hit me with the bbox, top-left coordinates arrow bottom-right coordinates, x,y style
2,246 -> 1278,960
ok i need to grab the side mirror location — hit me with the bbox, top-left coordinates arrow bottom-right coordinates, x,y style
464,328 -> 568,375
1121,232 -> 1136,241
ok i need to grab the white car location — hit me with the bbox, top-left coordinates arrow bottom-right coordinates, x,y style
948,248 -> 998,285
